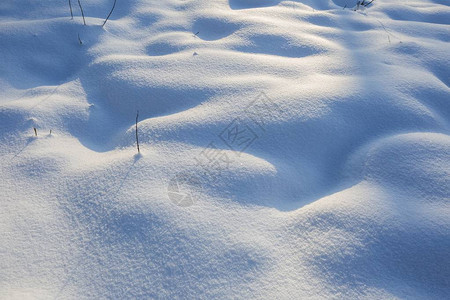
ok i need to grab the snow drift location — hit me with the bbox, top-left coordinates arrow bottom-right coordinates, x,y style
1,0 -> 449,298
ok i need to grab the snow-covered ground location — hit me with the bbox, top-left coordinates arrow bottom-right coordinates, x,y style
1,0 -> 449,298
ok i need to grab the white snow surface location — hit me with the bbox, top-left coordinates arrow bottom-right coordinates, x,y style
1,0 -> 449,298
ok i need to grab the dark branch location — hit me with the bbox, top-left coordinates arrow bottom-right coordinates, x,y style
102,0 -> 117,27
69,0 -> 73,19
77,0 -> 86,25
135,110 -> 140,154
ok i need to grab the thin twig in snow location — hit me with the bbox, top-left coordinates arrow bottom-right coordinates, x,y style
78,0 -> 86,25
69,0 -> 73,19
102,0 -> 117,27
365,0 -> 375,7
135,110 -> 140,154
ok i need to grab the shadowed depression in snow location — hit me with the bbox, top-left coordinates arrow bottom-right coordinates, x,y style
0,0 -> 449,298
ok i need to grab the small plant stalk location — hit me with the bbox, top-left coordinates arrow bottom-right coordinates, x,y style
102,0 -> 117,27
33,128 -> 37,136
69,0 -> 73,19
135,110 -> 140,154
78,0 -> 86,25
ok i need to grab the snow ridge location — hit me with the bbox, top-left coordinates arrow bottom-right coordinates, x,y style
1,0 -> 449,298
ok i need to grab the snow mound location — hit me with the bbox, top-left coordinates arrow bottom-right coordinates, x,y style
1,0 -> 449,298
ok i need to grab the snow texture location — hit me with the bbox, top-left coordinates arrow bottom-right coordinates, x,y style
0,0 -> 449,298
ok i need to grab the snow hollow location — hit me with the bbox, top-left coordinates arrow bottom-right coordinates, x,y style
0,0 -> 449,298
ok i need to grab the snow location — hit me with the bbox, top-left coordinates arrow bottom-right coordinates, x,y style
1,0 -> 449,298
